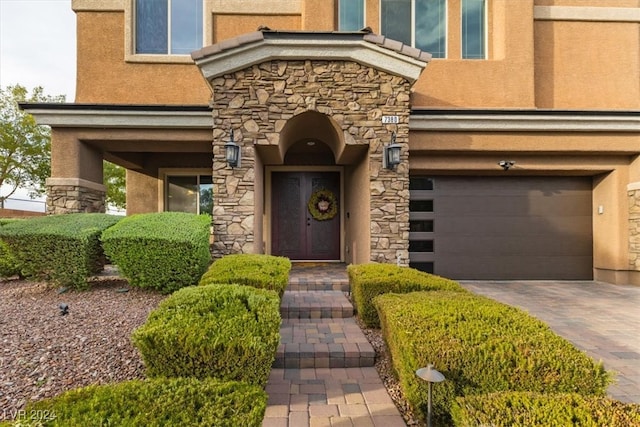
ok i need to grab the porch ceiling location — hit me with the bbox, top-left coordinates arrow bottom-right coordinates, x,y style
192,30 -> 431,85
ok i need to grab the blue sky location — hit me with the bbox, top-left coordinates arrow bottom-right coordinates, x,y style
0,0 -> 76,210
0,0 -> 76,100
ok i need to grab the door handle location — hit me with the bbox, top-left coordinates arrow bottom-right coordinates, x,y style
307,217 -> 311,226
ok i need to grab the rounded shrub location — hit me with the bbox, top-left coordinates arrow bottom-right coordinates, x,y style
132,284 -> 281,386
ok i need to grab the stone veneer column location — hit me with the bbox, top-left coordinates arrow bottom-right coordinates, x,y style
628,182 -> 640,270
209,60 -> 412,263
46,178 -> 106,214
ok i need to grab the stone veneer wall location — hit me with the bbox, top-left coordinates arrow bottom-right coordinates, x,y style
210,59 -> 411,264
46,178 -> 106,214
629,186 -> 640,270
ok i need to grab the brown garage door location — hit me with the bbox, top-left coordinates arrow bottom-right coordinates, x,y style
409,176 -> 593,280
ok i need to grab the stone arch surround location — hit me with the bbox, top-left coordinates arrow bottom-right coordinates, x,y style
209,58 -> 413,264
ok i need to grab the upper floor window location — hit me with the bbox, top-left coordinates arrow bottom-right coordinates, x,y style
339,0 -> 365,31
380,0 -> 486,59
135,0 -> 203,55
462,0 -> 485,59
381,0 -> 447,58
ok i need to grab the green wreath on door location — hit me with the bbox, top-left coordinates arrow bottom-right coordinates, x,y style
308,188 -> 338,221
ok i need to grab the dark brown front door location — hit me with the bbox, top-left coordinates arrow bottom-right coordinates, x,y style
272,172 -> 340,260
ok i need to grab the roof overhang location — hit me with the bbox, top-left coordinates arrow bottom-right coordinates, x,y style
410,110 -> 640,132
18,104 -> 213,129
192,30 -> 431,85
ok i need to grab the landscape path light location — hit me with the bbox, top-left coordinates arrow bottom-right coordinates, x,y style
416,364 -> 445,427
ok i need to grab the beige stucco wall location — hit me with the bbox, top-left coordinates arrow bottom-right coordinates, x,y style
73,1 -> 640,110
212,14 -> 301,42
125,170 -> 159,215
50,129 -> 103,183
75,11 -> 210,104
534,20 -> 640,109
344,154 -> 371,265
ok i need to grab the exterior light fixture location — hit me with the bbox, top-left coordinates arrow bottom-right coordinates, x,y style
383,131 -> 402,170
498,160 -> 515,171
225,129 -> 241,168
416,364 -> 445,427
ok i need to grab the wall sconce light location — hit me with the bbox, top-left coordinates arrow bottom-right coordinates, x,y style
225,129 -> 241,168
416,364 -> 445,427
383,131 -> 402,170
498,160 -> 515,171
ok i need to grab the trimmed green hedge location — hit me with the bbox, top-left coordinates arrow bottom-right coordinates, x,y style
8,377 -> 266,427
452,392 -> 640,427
199,254 -> 291,297
132,284 -> 280,387
101,212 -> 211,294
374,291 -> 611,425
0,214 -> 121,289
0,239 -> 20,278
348,263 -> 465,327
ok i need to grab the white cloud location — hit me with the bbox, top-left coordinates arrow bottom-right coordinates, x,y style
0,0 -> 76,100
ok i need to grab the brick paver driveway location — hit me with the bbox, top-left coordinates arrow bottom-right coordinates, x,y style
460,280 -> 640,404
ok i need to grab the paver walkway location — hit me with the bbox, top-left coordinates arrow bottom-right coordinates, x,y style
461,280 -> 640,404
263,264 -> 406,427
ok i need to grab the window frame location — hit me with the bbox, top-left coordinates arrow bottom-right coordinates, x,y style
133,0 -> 205,57
159,169 -> 213,215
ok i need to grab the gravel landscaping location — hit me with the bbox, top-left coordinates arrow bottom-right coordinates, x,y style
1,275 -> 419,425
0,276 -> 166,421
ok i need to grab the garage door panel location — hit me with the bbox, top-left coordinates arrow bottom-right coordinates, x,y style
435,216 -> 592,236
435,255 -> 593,280
435,234 -> 592,256
437,194 -> 591,217
410,176 -> 593,280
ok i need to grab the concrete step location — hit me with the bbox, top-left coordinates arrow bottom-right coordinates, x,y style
274,318 -> 375,369
287,280 -> 350,292
280,291 -> 353,319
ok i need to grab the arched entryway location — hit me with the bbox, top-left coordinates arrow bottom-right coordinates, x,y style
270,112 -> 344,260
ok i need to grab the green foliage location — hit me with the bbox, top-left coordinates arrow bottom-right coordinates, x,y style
374,291 -> 612,425
0,85 -> 65,206
12,377 -> 267,427
101,212 -> 211,293
452,392 -> 640,427
347,263 -> 465,327
0,239 -> 20,278
199,254 -> 292,297
132,284 -> 281,386
0,214 -> 121,289
103,160 -> 126,210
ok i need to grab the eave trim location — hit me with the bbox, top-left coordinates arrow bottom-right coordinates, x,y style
20,105 -> 213,129
410,111 -> 640,132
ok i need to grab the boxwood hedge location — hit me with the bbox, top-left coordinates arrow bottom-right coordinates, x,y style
132,284 -> 281,387
348,263 -> 465,327
199,254 -> 291,297
101,212 -> 211,293
374,291 -> 611,425
0,239 -> 20,278
452,392 -> 640,427
0,214 -> 121,289
8,377 -> 267,427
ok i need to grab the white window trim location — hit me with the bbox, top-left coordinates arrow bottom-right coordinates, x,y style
158,168 -> 212,213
